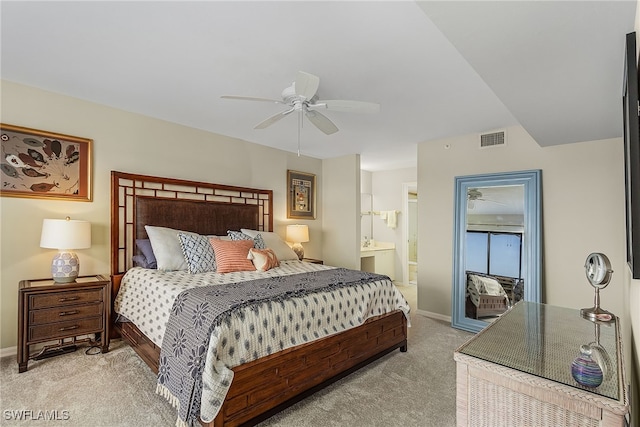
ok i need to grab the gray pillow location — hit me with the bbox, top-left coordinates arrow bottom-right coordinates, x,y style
135,239 -> 157,269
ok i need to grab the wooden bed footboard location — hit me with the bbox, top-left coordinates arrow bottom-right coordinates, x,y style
114,310 -> 407,427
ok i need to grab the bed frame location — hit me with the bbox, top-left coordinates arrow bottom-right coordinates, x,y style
110,171 -> 408,427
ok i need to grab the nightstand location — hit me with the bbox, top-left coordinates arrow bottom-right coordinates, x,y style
302,258 -> 323,264
18,275 -> 110,373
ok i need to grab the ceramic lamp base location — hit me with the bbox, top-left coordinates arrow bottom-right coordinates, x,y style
51,251 -> 80,283
292,243 -> 304,260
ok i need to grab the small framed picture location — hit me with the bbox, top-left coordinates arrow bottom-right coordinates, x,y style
287,170 -> 316,219
1,124 -> 92,201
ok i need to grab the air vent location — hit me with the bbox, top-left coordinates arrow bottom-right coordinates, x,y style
480,130 -> 506,148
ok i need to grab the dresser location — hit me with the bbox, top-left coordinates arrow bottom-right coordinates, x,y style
455,302 -> 628,426
18,275 -> 110,372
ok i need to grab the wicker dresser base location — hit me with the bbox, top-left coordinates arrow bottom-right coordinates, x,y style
454,303 -> 628,427
455,354 -> 626,426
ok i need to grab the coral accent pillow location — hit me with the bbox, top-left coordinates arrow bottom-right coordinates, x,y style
209,238 -> 256,273
248,248 -> 280,271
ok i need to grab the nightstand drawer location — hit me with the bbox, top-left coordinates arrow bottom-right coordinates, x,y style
29,289 -> 103,309
29,302 -> 104,325
29,317 -> 103,342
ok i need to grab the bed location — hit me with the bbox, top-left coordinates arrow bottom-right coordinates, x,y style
110,171 -> 409,427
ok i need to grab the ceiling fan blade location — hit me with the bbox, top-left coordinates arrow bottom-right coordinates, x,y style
295,71 -> 320,100
221,95 -> 285,105
314,99 -> 380,114
254,108 -> 294,129
305,110 -> 339,135
479,198 -> 508,206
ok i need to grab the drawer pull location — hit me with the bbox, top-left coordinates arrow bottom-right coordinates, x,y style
59,325 -> 79,331
58,296 -> 80,302
59,310 -> 79,316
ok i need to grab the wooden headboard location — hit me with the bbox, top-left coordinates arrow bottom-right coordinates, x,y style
110,171 -> 273,277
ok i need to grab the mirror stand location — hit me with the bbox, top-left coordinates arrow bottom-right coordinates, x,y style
580,252 -> 614,322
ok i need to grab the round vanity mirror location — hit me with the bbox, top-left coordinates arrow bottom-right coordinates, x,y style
585,253 -> 612,288
581,253 -> 614,322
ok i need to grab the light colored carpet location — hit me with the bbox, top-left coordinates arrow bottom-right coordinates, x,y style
0,290 -> 472,427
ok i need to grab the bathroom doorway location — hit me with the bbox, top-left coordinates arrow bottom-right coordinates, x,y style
403,182 -> 418,285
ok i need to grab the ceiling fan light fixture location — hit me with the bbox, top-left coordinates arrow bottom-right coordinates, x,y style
222,71 -> 380,151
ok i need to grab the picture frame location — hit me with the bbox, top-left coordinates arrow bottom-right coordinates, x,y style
287,170 -> 316,219
1,124 -> 92,202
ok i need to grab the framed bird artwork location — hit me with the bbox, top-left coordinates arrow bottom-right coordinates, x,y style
1,124 -> 92,201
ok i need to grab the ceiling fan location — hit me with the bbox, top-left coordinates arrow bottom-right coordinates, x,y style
221,71 -> 380,140
467,188 -> 506,209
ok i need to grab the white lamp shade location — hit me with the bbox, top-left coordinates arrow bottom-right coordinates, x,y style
40,218 -> 91,250
286,225 -> 309,243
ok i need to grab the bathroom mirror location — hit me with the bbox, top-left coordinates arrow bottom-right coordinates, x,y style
452,170 -> 542,333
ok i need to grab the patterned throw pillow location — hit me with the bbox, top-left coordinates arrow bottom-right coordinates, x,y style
227,230 -> 266,249
248,248 -> 280,271
178,233 -> 217,274
209,238 -> 256,273
470,275 -> 485,294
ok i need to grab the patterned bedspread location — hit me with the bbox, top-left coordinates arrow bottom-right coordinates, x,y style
114,261 -> 410,426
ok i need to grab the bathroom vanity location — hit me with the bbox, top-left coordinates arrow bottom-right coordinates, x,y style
360,242 -> 395,280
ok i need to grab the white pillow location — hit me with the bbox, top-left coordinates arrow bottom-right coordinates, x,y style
479,277 -> 506,296
145,225 -> 196,271
240,228 -> 299,261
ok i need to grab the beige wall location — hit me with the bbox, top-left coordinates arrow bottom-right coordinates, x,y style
0,80 -> 325,350
322,155 -> 361,270
417,125 -> 632,361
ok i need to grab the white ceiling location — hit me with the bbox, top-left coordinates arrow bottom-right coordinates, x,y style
1,1 -> 636,171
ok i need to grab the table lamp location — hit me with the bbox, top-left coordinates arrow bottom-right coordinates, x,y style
286,224 -> 309,260
40,217 -> 91,283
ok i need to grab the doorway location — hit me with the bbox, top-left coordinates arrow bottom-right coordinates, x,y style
403,182 -> 417,285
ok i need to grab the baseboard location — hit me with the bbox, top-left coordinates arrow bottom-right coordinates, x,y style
0,346 -> 17,358
416,309 -> 451,323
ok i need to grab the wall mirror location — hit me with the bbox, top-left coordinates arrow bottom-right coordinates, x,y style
452,170 -> 542,333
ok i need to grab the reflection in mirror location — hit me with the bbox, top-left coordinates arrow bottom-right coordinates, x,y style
452,170 -> 541,333
361,193 -> 373,247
